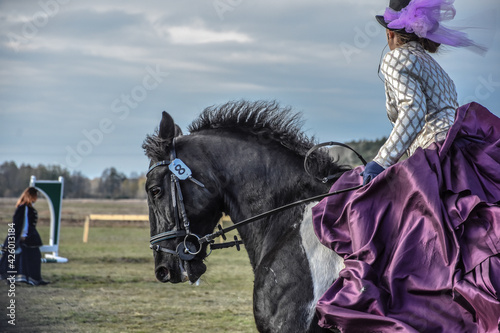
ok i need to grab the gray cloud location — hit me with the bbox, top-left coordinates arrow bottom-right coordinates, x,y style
0,0 -> 499,178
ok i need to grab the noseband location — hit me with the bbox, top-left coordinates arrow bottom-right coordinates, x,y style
148,139 -> 206,261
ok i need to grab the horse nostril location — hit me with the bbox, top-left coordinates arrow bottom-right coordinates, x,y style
155,266 -> 170,282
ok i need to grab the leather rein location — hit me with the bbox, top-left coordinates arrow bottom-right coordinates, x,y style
148,140 -> 366,261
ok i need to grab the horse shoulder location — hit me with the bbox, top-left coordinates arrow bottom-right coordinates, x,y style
299,203 -> 344,321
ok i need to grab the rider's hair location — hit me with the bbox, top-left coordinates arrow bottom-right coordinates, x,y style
396,31 -> 441,53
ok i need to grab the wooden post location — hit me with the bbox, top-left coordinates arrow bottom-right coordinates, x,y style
83,215 -> 90,243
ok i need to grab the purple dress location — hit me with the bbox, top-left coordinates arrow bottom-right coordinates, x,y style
312,102 -> 500,332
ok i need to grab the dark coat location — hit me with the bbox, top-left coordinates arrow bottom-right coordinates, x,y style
1,204 -> 43,281
5,204 -> 42,249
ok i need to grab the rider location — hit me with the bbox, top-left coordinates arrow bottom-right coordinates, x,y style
362,0 -> 486,184
312,0 -> 500,332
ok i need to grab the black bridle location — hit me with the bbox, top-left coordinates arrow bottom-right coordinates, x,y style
148,140 -> 366,262
148,139 -> 207,261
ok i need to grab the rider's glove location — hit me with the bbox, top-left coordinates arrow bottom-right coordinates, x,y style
361,161 -> 385,185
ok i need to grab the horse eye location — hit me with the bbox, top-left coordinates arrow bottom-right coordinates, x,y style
150,187 -> 162,197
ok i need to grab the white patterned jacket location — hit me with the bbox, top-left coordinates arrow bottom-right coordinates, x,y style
374,41 -> 458,169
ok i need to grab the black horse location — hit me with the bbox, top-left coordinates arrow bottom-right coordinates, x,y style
143,100 -> 349,332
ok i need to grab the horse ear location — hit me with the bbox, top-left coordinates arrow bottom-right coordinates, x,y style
158,111 -> 177,143
174,124 -> 183,137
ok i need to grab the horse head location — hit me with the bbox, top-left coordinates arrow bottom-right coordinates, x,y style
143,111 -> 223,284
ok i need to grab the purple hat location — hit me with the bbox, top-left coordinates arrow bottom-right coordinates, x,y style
375,0 -> 411,32
375,0 -> 486,52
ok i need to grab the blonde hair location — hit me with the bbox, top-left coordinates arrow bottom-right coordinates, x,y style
16,187 -> 38,207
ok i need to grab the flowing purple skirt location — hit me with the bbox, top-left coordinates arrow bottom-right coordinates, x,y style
312,102 -> 500,333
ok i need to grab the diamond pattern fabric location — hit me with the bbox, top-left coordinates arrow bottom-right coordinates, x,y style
374,41 -> 458,168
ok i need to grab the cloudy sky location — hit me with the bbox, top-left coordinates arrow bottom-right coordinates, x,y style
1,0 -> 499,179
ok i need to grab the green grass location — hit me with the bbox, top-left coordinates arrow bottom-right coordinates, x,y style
0,198 -> 150,225
0,223 -> 256,332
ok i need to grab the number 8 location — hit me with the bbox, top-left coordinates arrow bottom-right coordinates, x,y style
175,164 -> 186,175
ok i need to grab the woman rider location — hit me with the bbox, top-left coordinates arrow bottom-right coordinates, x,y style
312,0 -> 500,332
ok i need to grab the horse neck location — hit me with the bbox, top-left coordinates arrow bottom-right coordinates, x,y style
205,133 -> 329,268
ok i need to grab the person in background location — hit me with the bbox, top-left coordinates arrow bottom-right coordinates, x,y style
0,187 -> 49,286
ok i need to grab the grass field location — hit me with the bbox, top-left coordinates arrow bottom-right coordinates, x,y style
0,199 -> 256,333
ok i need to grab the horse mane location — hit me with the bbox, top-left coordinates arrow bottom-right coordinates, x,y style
189,100 -> 350,179
144,100 -> 350,179
188,100 -> 314,156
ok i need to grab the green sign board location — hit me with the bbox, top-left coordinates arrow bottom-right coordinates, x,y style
30,176 -> 68,263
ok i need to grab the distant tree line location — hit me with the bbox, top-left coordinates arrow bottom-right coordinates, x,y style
0,162 -> 146,199
0,139 -> 386,199
345,137 -> 388,162
329,138 -> 387,166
